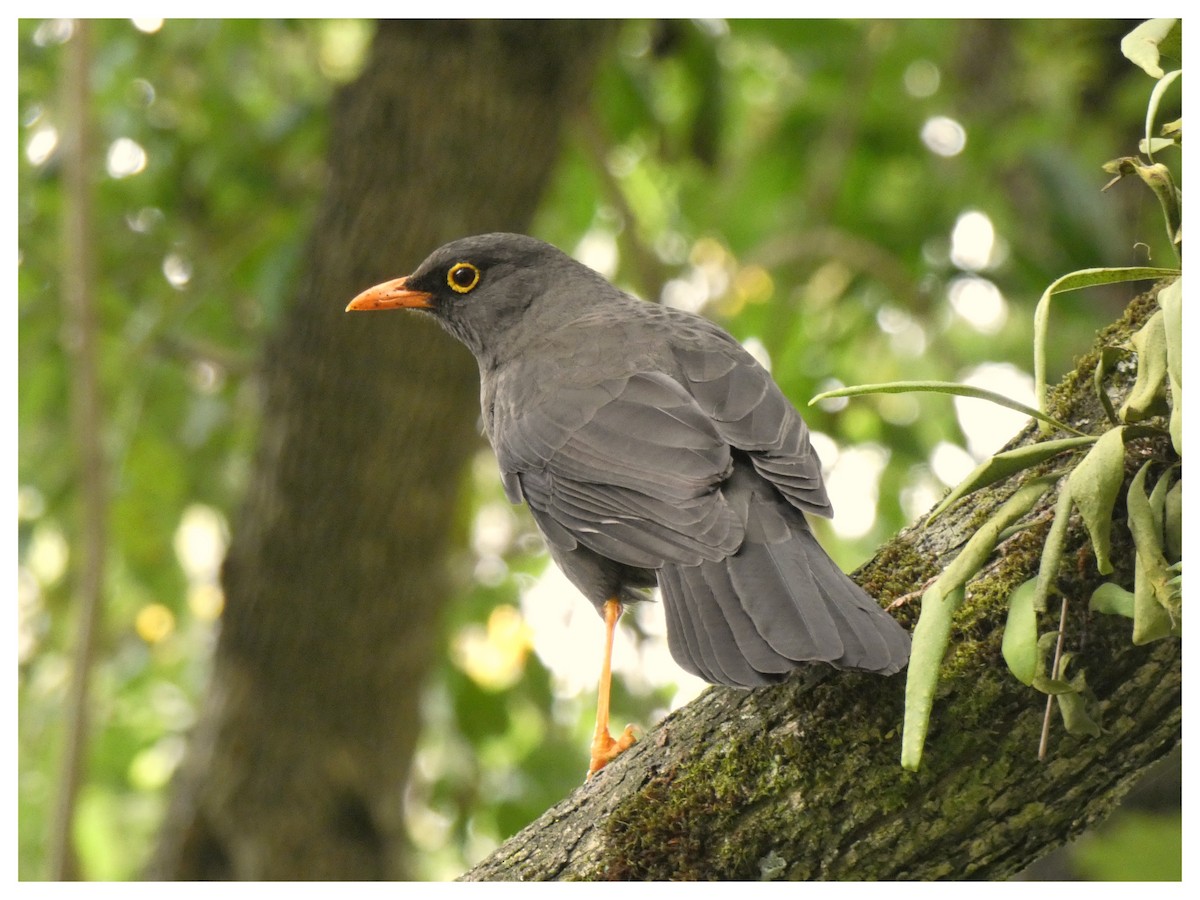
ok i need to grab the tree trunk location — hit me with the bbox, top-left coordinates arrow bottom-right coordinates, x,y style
148,20 -> 613,880
461,289 -> 1181,881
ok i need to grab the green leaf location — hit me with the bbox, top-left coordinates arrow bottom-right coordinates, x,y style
1133,553 -> 1175,644
1127,461 -> 1178,643
901,476 -> 1055,770
1101,159 -> 1181,243
1066,428 -> 1127,575
941,476 -> 1058,597
901,583 -> 964,772
1032,675 -> 1074,695
1090,583 -> 1135,619
1144,69 -> 1182,164
1148,467 -> 1174,514
1120,19 -> 1180,78
1035,643 -> 1101,739
1159,278 -> 1182,454
1139,137 -> 1179,155
1128,461 -> 1168,576
1120,310 -> 1170,422
927,437 -> 1094,523
1002,579 -> 1039,685
1033,268 -> 1181,431
810,381 -> 1087,437
1055,665 -> 1101,738
1136,162 -> 1181,249
1164,479 -> 1181,563
1034,483 -> 1076,613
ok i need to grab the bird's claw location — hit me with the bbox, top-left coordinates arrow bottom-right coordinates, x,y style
587,724 -> 637,779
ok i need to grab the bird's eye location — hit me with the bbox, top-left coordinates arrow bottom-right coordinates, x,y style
447,262 -> 481,294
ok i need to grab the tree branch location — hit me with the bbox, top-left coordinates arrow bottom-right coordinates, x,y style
462,288 -> 1180,881
49,20 -> 108,881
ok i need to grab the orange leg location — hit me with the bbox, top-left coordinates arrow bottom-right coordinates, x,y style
587,598 -> 637,778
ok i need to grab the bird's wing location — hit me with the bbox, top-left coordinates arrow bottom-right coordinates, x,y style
495,371 -> 744,569
671,336 -> 833,517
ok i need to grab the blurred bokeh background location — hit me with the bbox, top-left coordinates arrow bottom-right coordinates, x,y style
18,18 -> 1180,880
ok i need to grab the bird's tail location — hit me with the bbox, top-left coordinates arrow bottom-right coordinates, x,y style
657,487 -> 910,688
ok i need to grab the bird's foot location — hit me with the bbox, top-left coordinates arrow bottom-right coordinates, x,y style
587,724 -> 637,779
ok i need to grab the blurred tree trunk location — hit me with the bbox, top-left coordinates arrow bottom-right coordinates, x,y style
148,20 -> 614,880
461,290 -> 1181,881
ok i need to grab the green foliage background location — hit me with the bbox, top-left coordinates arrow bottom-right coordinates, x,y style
17,19 -> 1180,880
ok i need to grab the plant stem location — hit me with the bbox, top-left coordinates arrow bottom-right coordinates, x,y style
1038,595 -> 1071,761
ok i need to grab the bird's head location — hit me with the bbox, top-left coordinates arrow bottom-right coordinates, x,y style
346,232 -> 607,366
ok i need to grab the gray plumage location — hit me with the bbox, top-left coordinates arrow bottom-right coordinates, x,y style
381,232 -> 909,686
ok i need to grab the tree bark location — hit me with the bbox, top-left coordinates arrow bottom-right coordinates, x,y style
461,289 -> 1181,881
148,20 -> 613,880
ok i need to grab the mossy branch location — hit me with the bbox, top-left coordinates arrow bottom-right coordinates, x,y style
461,288 -> 1180,882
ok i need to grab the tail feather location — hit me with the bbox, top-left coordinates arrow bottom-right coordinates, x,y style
658,566 -> 719,683
726,520 -> 844,664
682,562 -> 793,677
673,565 -> 780,686
796,529 -> 908,675
666,571 -> 744,685
656,481 -> 910,687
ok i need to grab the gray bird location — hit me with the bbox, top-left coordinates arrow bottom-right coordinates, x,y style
347,233 -> 909,775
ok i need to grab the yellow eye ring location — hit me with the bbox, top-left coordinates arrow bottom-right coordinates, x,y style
447,262 -> 481,294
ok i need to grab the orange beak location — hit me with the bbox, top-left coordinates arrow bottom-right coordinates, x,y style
345,276 -> 434,311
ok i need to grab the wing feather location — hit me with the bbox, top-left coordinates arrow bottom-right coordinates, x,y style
495,372 -> 743,569
673,339 -> 832,517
